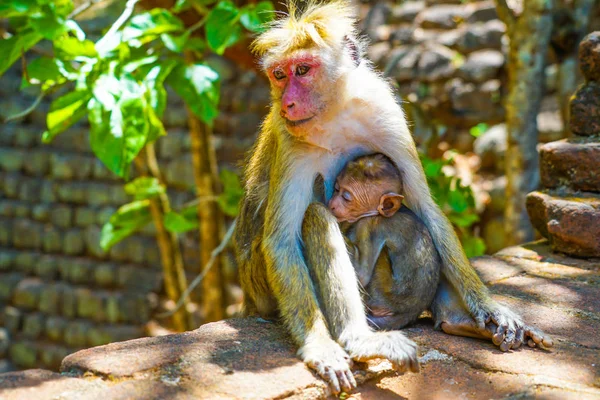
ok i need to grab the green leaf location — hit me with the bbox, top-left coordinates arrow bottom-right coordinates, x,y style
448,212 -> 479,228
184,36 -> 206,52
172,0 -> 192,12
205,1 -> 242,54
88,76 -> 150,179
448,186 -> 469,213
422,159 -> 444,178
167,63 -> 220,123
0,30 -> 43,76
42,90 -> 91,143
217,168 -> 244,216
144,60 -> 177,117
173,0 -> 218,12
100,200 -> 152,250
21,57 -> 66,89
462,235 -> 486,258
54,36 -> 98,59
161,31 -> 189,52
146,105 -> 167,143
29,9 -> 67,40
164,210 -> 199,233
107,91 -> 149,179
240,2 -> 274,33
0,0 -> 38,18
124,177 -> 166,200
64,20 -> 85,40
469,123 -> 488,138
122,9 -> 184,42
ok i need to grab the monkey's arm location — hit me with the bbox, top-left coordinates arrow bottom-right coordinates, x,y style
261,156 -> 359,394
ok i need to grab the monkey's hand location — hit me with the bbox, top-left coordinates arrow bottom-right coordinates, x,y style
483,302 -> 554,351
342,331 -> 420,373
298,338 -> 356,394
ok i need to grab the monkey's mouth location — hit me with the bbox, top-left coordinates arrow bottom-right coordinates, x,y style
285,116 -> 315,127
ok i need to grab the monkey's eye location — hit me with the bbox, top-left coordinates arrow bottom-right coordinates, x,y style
296,65 -> 310,76
334,182 -> 340,192
342,191 -> 352,202
273,69 -> 286,80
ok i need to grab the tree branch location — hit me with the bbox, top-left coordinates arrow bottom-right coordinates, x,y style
155,218 -> 237,319
2,92 -> 45,123
68,0 -> 107,19
495,0 -> 516,29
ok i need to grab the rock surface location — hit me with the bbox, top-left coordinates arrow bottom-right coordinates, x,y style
2,242 -> 600,399
540,138 -> 600,192
527,191 -> 600,257
570,82 -> 600,137
579,32 -> 600,82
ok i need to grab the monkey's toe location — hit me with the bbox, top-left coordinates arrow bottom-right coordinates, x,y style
299,340 -> 356,394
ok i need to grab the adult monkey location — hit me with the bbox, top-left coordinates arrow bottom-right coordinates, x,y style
234,1 -> 552,393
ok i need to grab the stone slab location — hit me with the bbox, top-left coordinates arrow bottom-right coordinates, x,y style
3,242 -> 600,400
0,369 -> 107,400
526,191 -> 600,257
495,240 -> 600,271
540,138 -> 600,192
350,356 -> 600,400
61,318 -> 396,400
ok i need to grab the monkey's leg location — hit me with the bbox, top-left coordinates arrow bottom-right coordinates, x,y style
431,278 -> 553,351
302,203 -> 420,373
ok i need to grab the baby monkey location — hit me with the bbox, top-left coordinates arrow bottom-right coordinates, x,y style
329,154 -> 441,329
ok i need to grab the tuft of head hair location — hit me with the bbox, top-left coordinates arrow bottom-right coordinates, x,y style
251,0 -> 357,63
345,154 -> 402,183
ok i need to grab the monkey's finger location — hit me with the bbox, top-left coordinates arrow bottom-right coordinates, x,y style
493,325 -> 506,346
526,327 -> 553,348
500,330 -> 515,352
391,360 -> 408,374
513,327 -> 524,349
527,328 -> 543,345
323,367 -> 341,395
527,339 -> 536,348
409,357 -> 420,373
542,336 -> 554,347
346,370 -> 357,390
336,369 -> 353,394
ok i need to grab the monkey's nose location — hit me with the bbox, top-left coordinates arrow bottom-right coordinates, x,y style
283,101 -> 295,111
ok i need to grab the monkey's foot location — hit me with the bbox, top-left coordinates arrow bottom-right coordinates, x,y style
298,339 -> 356,394
443,304 -> 554,351
342,331 -> 420,373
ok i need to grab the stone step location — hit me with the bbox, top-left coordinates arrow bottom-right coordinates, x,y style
570,82 -> 600,137
579,31 -> 600,83
526,190 -> 600,257
539,137 -> 600,192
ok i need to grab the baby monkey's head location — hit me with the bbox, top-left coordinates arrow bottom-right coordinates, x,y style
329,154 -> 404,223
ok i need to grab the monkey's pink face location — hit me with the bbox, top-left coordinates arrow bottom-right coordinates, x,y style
267,55 -> 325,131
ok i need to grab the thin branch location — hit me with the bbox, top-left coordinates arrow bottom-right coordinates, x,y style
20,48 -> 29,83
68,0 -> 107,19
495,0 -> 516,29
155,218 -> 237,319
2,92 -> 45,123
179,195 -> 220,210
188,14 -> 210,34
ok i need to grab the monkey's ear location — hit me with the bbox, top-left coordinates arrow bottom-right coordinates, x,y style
378,193 -> 404,217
